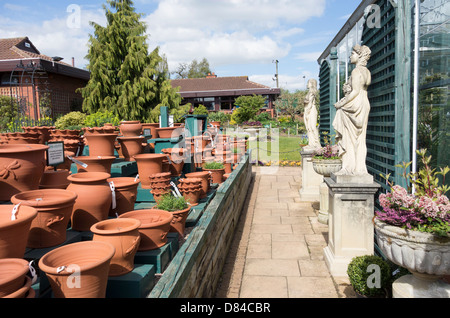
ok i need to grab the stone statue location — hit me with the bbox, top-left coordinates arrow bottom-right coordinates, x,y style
303,78 -> 321,151
332,44 -> 372,176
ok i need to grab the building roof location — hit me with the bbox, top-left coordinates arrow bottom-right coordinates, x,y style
171,76 -> 280,98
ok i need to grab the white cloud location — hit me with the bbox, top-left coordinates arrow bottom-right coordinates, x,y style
294,51 -> 322,63
249,72 -> 315,92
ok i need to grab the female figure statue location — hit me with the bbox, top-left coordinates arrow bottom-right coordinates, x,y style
303,79 -> 321,151
332,44 -> 372,175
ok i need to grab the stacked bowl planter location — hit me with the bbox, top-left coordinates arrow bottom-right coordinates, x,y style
177,178 -> 203,205
0,258 -> 35,298
117,121 -> 144,161
148,172 -> 172,204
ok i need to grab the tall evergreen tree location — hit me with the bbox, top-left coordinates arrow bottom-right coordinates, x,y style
78,0 -> 181,121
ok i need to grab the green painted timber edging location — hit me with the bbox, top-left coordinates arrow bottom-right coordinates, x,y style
148,151 -> 252,298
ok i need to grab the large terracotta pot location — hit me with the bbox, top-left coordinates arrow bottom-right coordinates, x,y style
141,123 -> 159,138
67,172 -> 112,232
119,121 -> 142,137
107,177 -> 140,217
0,205 -> 37,258
11,189 -> 78,248
39,169 -> 71,189
0,144 -> 49,201
91,218 -> 141,276
119,209 -> 173,251
155,206 -> 191,237
117,136 -> 145,161
0,258 -> 30,297
155,127 -> 181,139
38,240 -> 115,298
161,148 -> 186,177
74,156 -> 116,174
133,154 -> 167,189
84,133 -> 118,157
185,171 -> 210,198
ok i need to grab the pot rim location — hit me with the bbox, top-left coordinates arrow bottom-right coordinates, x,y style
0,144 -> 49,153
38,241 -> 116,275
2,275 -> 32,298
312,158 -> 342,163
118,209 -> 173,228
67,172 -> 111,183
185,171 -> 210,178
11,189 -> 78,208
90,217 -> 141,235
107,177 -> 140,188
133,153 -> 167,160
117,136 -> 145,141
120,121 -> 141,124
0,205 -> 38,229
0,258 -> 30,286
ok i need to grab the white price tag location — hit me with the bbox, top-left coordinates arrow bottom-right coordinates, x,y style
170,181 -> 182,198
109,181 -> 116,210
11,203 -> 20,220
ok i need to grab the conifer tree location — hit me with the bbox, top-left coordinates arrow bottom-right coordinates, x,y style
78,0 -> 181,121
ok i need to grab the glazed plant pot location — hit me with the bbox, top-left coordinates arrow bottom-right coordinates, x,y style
107,177 -> 140,217
11,189 -> 78,248
185,171 -> 210,198
117,136 -> 145,161
0,144 -> 49,201
91,218 -> 141,276
119,121 -> 142,137
74,156 -> 116,174
0,258 -> 31,297
119,209 -> 173,251
0,205 -> 38,258
67,172 -> 112,232
38,240 -> 115,298
39,169 -> 71,189
133,154 -> 167,189
84,133 -> 118,157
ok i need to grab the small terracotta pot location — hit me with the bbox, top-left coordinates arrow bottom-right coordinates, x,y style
38,240 -> 115,298
2,275 -> 33,298
39,169 -> 71,189
74,156 -> 116,174
11,189 -> 78,248
0,258 -> 30,297
107,177 -> 140,217
155,127 -> 182,139
185,171 -> 210,198
179,188 -> 202,206
161,148 -> 186,177
119,209 -> 173,251
91,218 -> 141,276
133,154 -> 167,189
203,168 -> 225,184
167,206 -> 191,237
117,136 -> 145,161
0,205 -> 38,259
84,133 -> 118,157
0,144 -> 49,201
119,121 -> 142,137
67,172 -> 112,232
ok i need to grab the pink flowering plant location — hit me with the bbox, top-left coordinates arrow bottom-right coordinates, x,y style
376,149 -> 450,237
313,132 -> 340,160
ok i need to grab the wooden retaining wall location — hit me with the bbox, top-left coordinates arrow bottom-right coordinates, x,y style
149,152 -> 252,298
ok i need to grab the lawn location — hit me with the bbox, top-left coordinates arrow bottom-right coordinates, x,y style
247,136 -> 304,165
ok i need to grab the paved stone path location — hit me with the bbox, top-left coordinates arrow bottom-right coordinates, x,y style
215,166 -> 356,298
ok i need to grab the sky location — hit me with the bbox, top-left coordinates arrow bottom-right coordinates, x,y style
0,0 -> 363,92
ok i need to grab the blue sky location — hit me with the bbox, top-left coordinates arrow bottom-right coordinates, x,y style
0,0 -> 363,91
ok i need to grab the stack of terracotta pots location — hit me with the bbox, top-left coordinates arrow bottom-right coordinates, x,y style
0,258 -> 35,298
82,126 -> 118,157
148,172 -> 172,203
185,171 -> 210,199
22,126 -> 55,145
0,132 -> 41,144
177,178 -> 203,205
117,121 -> 145,161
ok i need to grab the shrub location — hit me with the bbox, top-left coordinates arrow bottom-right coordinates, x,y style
208,111 -> 230,124
254,111 -> 271,122
0,96 -> 19,132
54,111 -> 87,130
233,95 -> 266,123
347,255 -> 391,297
85,110 -> 120,127
155,193 -> 188,211
192,104 -> 209,115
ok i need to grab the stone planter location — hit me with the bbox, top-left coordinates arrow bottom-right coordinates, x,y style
38,240 -> 115,298
0,204 -> 37,258
74,156 -> 116,174
107,177 -> 140,217
119,121 -> 142,137
133,154 -> 167,189
91,218 -> 141,276
0,144 -> 49,201
119,209 -> 173,251
84,133 -> 118,157
312,158 -> 342,225
117,136 -> 145,161
374,219 -> 450,298
11,189 -> 78,248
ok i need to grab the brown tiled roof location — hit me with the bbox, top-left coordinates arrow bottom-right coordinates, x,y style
171,76 -> 272,93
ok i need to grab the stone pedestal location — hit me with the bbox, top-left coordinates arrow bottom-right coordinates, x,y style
299,149 -> 323,202
393,274 -> 450,298
323,173 -> 380,278
318,181 -> 329,224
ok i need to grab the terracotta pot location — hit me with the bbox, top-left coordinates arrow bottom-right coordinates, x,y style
179,188 -> 202,206
107,177 -> 140,217
119,121 -> 142,137
133,154 -> 167,189
74,156 -> 116,174
67,172 -> 112,232
185,171 -> 210,198
82,126 -> 116,135
161,148 -> 186,177
11,189 -> 78,248
84,133 -> 118,157
39,169 -> 71,189
2,132 -> 41,144
2,275 -> 33,298
0,144 -> 49,201
166,206 -> 191,237
203,167 -> 225,184
22,126 -> 55,144
119,209 -> 173,251
50,129 -> 81,137
155,127 -> 182,139
141,123 -> 160,138
148,172 -> 172,183
209,121 -> 220,129
38,240 -> 115,298
0,205 -> 37,258
162,159 -> 171,172
91,218 -> 141,276
150,187 -> 172,204
117,136 -> 145,161
0,258 -> 30,297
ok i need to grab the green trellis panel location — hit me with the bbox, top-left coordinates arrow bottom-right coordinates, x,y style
319,60 -> 331,142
